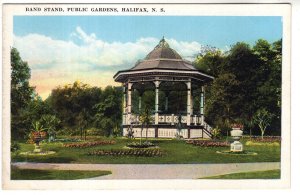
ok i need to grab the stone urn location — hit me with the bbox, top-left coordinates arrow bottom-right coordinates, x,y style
230,124 -> 244,152
32,131 -> 47,153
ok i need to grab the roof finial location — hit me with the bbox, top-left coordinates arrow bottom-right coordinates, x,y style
156,36 -> 169,48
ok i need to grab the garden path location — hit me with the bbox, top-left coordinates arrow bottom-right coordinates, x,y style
12,162 -> 280,179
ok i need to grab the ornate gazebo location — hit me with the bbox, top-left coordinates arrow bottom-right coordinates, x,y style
114,38 -> 214,139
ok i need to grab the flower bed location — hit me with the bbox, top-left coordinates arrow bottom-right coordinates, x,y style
245,136 -> 281,143
186,140 -> 230,147
63,140 -> 116,148
55,138 -> 81,142
87,149 -> 163,157
126,141 -> 156,148
245,141 -> 280,146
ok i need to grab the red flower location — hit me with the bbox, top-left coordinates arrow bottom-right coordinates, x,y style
231,123 -> 244,129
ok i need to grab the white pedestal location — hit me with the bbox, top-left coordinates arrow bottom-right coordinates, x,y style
230,141 -> 243,152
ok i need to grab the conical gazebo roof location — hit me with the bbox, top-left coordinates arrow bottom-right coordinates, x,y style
130,37 -> 197,71
114,37 -> 213,83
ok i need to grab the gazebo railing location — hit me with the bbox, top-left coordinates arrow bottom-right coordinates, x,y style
129,113 -> 203,125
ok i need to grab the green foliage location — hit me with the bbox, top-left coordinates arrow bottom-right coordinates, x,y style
11,142 -> 20,153
194,49 -> 224,77
48,81 -> 122,137
211,127 -> 221,140
31,121 -> 46,132
49,81 -> 102,129
92,86 -> 122,136
41,114 -> 61,134
11,48 -> 34,115
194,39 -> 282,136
11,48 -> 35,140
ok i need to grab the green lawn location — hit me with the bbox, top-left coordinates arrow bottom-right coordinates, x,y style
11,137 -> 281,164
201,169 -> 280,179
11,166 -> 111,180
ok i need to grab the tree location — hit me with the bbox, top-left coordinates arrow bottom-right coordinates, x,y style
41,114 -> 61,141
194,40 -> 282,137
205,73 -> 240,131
253,108 -> 274,139
194,49 -> 224,77
49,81 -> 103,131
139,107 -> 153,143
93,86 -> 122,136
253,39 -> 282,135
76,108 -> 89,140
11,48 -> 34,114
11,48 -> 35,140
15,95 -> 55,139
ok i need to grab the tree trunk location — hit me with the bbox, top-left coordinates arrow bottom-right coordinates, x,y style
226,130 -> 229,141
146,126 -> 148,141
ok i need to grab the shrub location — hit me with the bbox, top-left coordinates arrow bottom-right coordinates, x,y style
11,142 -> 20,152
63,140 -> 116,148
186,140 -> 230,147
88,149 -> 163,157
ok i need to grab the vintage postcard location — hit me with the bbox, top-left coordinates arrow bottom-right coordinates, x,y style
2,2 -> 291,190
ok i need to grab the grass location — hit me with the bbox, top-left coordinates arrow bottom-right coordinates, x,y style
11,166 -> 111,180
201,169 -> 280,179
11,136 -> 281,164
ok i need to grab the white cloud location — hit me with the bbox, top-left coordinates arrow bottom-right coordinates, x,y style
71,26 -> 97,44
13,26 -> 203,98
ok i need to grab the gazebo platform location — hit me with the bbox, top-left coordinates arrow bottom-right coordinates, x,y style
123,124 -> 212,139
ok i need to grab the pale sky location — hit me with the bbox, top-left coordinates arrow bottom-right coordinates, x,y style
13,16 -> 282,99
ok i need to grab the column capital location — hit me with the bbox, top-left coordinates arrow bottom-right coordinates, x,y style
185,81 -> 191,90
154,80 -> 161,88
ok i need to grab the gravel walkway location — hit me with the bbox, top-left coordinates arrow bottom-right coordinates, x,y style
12,162 -> 280,179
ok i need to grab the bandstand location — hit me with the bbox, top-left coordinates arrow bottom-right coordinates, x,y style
114,38 -> 214,139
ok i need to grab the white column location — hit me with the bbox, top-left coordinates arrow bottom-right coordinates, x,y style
171,114 -> 174,125
186,81 -> 191,126
190,92 -> 193,115
200,86 -> 204,125
154,81 -> 160,124
127,82 -> 133,125
122,85 -> 127,125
